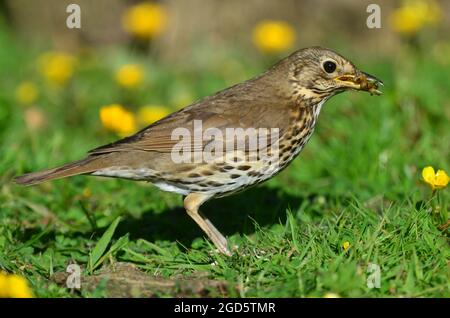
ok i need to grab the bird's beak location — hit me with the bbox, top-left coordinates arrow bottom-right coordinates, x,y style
335,72 -> 383,95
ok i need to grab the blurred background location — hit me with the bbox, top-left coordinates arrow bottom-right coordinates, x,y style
3,0 -> 450,55
0,0 -> 449,190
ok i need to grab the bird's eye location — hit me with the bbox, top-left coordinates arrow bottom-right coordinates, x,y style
323,61 -> 337,73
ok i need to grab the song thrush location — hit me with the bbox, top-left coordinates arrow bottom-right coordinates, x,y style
15,47 -> 382,256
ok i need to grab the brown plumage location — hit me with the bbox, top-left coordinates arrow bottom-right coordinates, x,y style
15,47 -> 382,255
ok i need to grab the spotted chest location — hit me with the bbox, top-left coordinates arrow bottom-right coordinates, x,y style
276,100 -> 325,170
187,100 -> 326,197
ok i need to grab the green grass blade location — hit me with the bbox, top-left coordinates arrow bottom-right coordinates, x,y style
93,234 -> 129,270
88,216 -> 121,273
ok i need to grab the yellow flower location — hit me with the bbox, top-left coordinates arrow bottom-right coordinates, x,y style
100,104 -> 137,136
115,64 -> 144,88
252,20 -> 296,54
138,105 -> 170,125
342,241 -> 350,252
390,0 -> 442,35
0,272 -> 33,298
323,292 -> 340,298
422,166 -> 449,190
82,188 -> 92,198
38,51 -> 77,86
15,81 -> 38,105
122,2 -> 167,39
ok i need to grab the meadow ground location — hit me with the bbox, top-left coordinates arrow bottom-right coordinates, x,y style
0,27 -> 449,297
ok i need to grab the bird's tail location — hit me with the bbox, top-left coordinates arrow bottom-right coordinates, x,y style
14,157 -> 101,186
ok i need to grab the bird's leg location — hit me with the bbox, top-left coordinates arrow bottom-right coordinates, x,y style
184,193 -> 231,256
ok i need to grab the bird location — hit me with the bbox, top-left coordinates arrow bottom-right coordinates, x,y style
15,47 -> 382,256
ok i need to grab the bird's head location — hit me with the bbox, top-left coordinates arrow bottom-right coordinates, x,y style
286,47 -> 383,100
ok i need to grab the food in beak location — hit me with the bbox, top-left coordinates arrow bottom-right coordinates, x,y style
337,73 -> 383,95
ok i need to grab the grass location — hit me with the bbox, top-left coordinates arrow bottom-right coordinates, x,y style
0,24 -> 449,297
